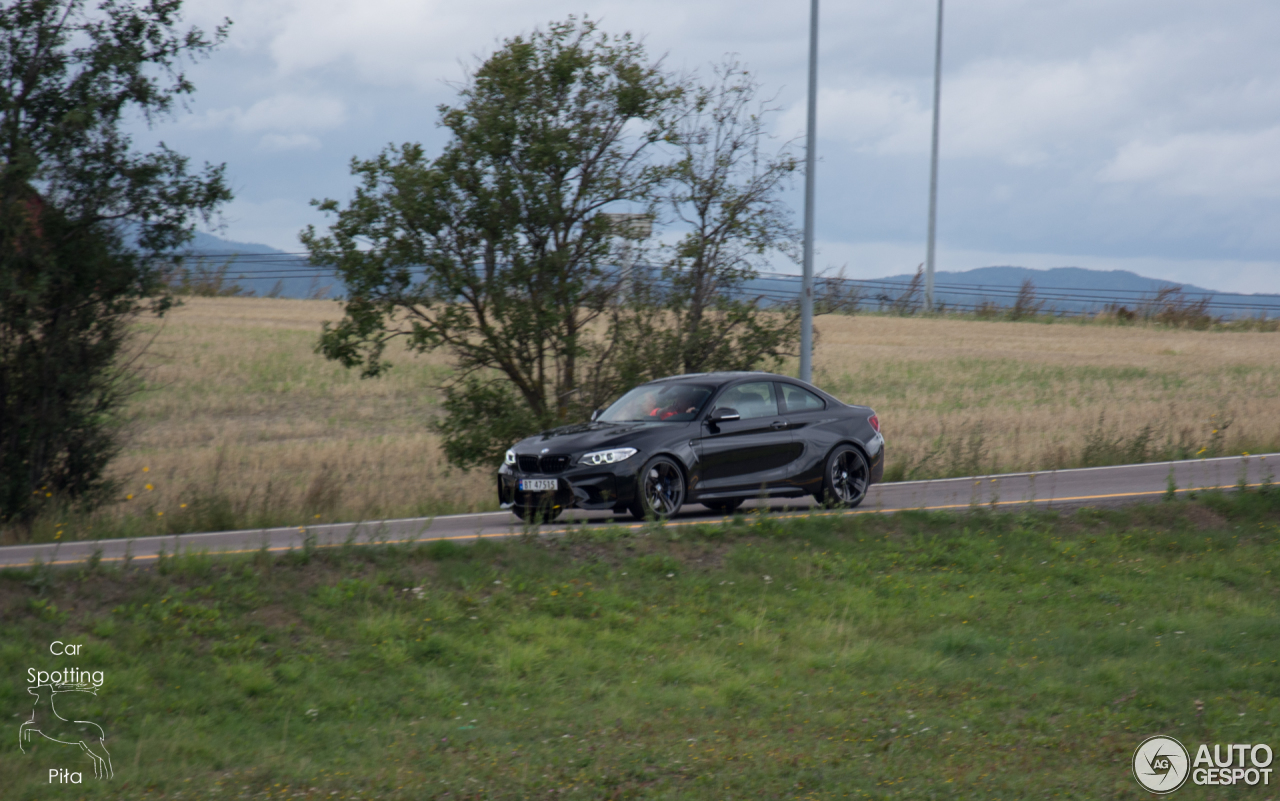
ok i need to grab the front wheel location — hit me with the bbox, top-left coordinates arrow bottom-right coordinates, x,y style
815,445 -> 870,508
630,456 -> 686,521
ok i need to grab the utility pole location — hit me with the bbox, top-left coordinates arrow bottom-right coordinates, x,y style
799,0 -> 819,383
925,0 -> 944,313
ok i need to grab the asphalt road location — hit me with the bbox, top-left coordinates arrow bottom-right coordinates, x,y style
2,453 -> 1274,569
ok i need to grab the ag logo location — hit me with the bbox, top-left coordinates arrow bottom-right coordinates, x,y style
1133,735 -> 1190,794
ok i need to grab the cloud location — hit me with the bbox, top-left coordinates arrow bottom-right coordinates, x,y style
257,133 -> 323,152
197,94 -> 347,134
157,0 -> 1280,281
941,47 -> 1148,164
210,197 -> 319,251
206,0 -> 809,90
1099,127 -> 1280,199
811,33 -> 1175,165
790,82 -> 930,155
263,0 -> 550,88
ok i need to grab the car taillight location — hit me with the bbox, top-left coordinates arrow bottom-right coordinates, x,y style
868,413 -> 880,433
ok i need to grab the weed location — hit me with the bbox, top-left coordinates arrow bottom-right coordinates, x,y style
1081,413 -> 1154,467
1140,286 -> 1218,329
1008,278 -> 1045,321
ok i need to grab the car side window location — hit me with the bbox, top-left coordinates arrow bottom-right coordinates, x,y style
778,383 -> 826,413
715,381 -> 778,420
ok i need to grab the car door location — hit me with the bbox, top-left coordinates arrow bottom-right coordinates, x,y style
694,381 -> 797,493
776,381 -> 838,492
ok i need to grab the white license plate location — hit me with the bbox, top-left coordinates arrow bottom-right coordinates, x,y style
518,479 -> 558,492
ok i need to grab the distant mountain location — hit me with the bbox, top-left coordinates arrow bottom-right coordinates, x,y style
179,233 -> 338,299
184,231 -> 290,257
876,266 -> 1215,296
740,265 -> 1279,318
175,235 -> 1280,317
863,266 -> 1279,317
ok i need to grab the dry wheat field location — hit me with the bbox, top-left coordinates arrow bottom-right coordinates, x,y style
24,297 -> 1280,541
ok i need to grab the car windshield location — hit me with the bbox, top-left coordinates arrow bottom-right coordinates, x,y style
598,383 -> 714,423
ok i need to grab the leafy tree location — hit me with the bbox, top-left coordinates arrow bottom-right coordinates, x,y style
304,18 -> 681,468
614,60 -> 800,382
308,21 -> 806,469
0,0 -> 231,525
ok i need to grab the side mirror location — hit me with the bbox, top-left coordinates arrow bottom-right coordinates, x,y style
590,409 -> 601,422
708,407 -> 741,423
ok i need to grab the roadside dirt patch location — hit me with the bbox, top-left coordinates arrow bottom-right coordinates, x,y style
247,603 -> 304,631
0,575 -> 31,620
536,530 -> 751,572
1181,504 -> 1229,531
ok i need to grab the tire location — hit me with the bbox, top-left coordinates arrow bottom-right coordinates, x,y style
703,498 -> 745,515
630,456 -> 687,521
511,503 -> 561,524
815,445 -> 870,508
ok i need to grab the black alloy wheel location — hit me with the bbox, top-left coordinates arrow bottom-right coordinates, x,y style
818,445 -> 870,508
631,456 -> 686,521
703,498 -> 745,515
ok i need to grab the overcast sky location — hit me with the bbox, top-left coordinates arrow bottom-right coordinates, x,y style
149,0 -> 1280,293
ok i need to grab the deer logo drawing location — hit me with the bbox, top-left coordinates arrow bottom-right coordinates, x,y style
19,684 -> 113,779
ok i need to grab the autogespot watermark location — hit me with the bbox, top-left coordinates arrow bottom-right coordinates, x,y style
1132,735 -> 1273,793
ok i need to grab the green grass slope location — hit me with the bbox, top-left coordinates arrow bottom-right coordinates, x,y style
3,491 -> 1279,799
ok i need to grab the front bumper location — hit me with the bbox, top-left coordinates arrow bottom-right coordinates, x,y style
497,462 -> 637,513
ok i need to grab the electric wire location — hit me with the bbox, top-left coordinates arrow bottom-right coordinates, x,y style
173,251 -> 1280,316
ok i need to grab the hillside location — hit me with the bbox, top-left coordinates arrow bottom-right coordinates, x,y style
766,265 -> 1280,318
3,493 -> 1278,798
180,233 -> 338,299
180,234 -> 1280,317
876,265 -> 1213,295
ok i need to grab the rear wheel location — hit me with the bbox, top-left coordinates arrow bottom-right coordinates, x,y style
815,445 -> 870,508
703,498 -> 745,515
630,456 -> 686,521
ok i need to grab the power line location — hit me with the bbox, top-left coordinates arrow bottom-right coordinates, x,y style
173,252 -> 1280,314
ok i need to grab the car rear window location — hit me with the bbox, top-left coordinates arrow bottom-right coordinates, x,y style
779,383 -> 826,412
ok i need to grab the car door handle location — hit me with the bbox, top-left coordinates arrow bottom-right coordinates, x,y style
770,420 -> 788,430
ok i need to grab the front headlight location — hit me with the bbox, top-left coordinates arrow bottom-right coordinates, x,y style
504,449 -> 516,466
579,447 -> 637,466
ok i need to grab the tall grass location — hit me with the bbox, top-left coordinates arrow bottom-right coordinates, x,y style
812,316 -> 1280,482
5,298 -> 1279,543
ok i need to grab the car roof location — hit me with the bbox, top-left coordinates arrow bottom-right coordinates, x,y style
648,371 -> 756,385
648,371 -> 806,388
643,371 -> 847,406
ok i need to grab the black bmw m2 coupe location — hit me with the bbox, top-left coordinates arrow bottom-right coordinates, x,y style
498,372 -> 884,521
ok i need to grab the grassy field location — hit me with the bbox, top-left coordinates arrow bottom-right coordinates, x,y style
10,296 -> 1280,543
2,490 -> 1278,798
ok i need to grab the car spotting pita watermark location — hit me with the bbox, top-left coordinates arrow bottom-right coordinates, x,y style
1133,735 -> 1274,793
17,641 -> 113,783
